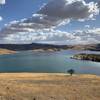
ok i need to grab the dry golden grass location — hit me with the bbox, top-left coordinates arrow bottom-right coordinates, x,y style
0,73 -> 100,100
0,49 -> 16,55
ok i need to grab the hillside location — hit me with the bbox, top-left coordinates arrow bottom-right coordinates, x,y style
71,44 -> 100,51
0,49 -> 16,55
0,43 -> 99,51
0,73 -> 100,100
0,43 -> 69,51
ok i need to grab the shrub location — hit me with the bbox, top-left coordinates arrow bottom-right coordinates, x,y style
67,69 -> 75,76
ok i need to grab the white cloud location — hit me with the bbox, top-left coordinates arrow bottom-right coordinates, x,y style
0,0 -> 5,22
2,28 -> 100,45
0,16 -> 3,21
0,0 -> 5,4
85,25 -> 90,28
3,30 -> 75,44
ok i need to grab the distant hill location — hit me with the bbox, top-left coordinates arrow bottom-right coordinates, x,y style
0,49 -> 16,55
71,44 -> 100,51
0,43 -> 99,51
0,43 -> 70,51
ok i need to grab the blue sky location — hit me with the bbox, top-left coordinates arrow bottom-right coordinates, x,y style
0,0 -> 49,28
0,0 -> 100,44
0,0 -> 100,30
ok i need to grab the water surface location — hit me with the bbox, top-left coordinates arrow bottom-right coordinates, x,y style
0,50 -> 100,75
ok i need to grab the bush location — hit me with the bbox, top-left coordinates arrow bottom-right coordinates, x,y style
67,69 -> 75,76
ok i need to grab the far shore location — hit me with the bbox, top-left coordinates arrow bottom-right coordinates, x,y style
0,49 -> 16,55
0,73 -> 100,100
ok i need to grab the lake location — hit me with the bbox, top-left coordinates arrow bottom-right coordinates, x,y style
0,50 -> 100,75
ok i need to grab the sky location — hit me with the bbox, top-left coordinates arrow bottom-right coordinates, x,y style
0,0 -> 100,45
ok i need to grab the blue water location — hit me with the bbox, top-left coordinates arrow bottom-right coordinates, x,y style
0,50 -> 100,75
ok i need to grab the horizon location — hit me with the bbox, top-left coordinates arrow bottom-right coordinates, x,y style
0,42 -> 100,46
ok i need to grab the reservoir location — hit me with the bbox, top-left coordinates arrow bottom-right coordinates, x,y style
0,50 -> 100,75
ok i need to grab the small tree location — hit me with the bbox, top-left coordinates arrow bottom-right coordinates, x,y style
67,69 -> 75,76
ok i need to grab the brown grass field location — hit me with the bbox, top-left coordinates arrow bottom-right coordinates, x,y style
0,49 -> 16,55
0,73 -> 100,100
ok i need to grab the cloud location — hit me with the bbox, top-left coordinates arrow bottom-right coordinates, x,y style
98,0 -> 100,8
0,0 -> 100,44
0,0 -> 99,36
85,25 -> 90,28
0,0 -> 5,4
3,29 -> 75,44
0,16 -> 3,21
38,0 -> 99,20
0,0 -> 5,22
72,28 -> 100,44
2,28 -> 100,45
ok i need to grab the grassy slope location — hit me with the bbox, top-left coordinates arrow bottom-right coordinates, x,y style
0,49 -> 16,55
0,73 -> 100,100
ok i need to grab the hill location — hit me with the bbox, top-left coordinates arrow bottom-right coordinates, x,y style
71,44 -> 100,51
0,43 -> 99,51
0,73 -> 100,100
0,49 -> 16,55
0,43 -> 70,51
